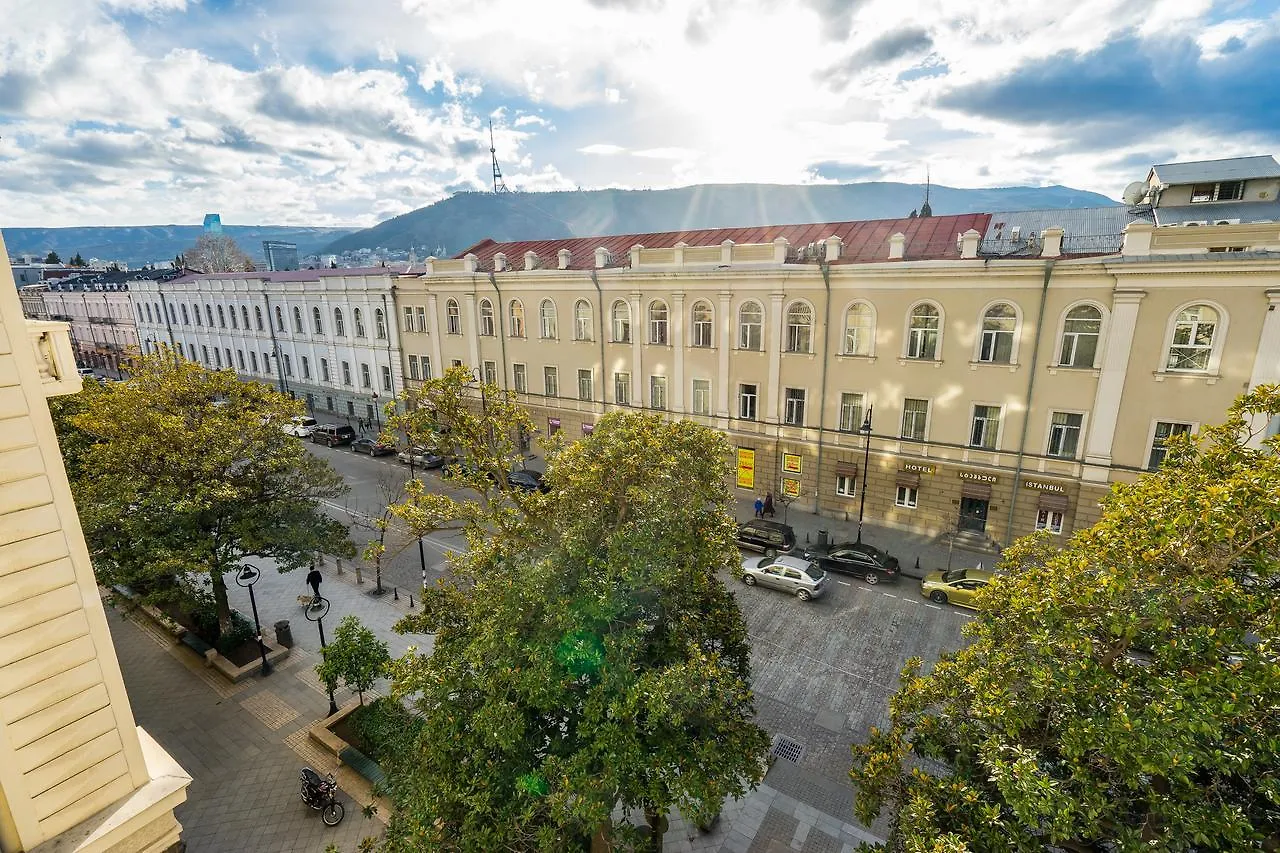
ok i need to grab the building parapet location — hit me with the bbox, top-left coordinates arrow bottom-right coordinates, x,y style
1124,220 -> 1280,256
24,319 -> 82,396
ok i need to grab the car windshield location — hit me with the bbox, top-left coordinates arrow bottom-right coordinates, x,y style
941,569 -> 967,582
804,563 -> 823,580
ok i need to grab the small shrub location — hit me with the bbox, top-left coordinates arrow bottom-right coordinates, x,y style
351,697 -> 424,765
215,611 -> 256,656
315,616 -> 391,705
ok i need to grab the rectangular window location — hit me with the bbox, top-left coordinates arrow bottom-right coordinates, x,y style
513,363 -> 527,393
200,345 -> 209,363
901,398 -> 928,441
415,306 -> 426,332
970,404 -> 1001,449
421,356 -> 431,379
783,388 -> 806,426
483,361 -> 497,386
403,306 -> 414,333
225,348 -> 232,368
1047,411 -> 1083,458
896,486 -> 918,508
325,396 -> 333,411
321,358 -> 330,382
578,369 -> 594,401
284,354 -> 293,377
347,401 -> 355,417
1149,421 -> 1192,470
1035,509 -> 1064,534
451,359 -> 463,368
838,392 -> 865,432
543,366 -> 558,397
250,351 -> 259,372
342,361 -> 352,385
408,355 -> 420,381
835,474 -> 855,497
302,356 -> 311,380
650,375 -> 668,410
739,384 -> 758,421
360,363 -> 371,388
692,379 -> 711,415
1191,180 -> 1244,203
614,372 -> 631,405
214,348 -> 222,368
381,365 -> 392,392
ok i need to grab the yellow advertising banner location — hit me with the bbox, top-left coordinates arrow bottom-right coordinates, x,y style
781,477 -> 802,498
782,452 -> 802,474
736,448 -> 756,489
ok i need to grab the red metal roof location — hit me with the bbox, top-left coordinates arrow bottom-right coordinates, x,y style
169,265 -> 406,285
455,213 -> 992,270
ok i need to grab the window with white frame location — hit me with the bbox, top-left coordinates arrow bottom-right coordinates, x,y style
236,350 -> 246,370
446,299 -> 461,334
574,300 -> 593,341
692,379 -> 711,415
334,308 -> 346,336
360,363 -> 371,388
785,302 -> 812,353
512,363 -> 526,393
250,351 -> 259,372
312,306 -> 323,334
375,308 -> 387,339
255,306 -> 264,330
342,361 -> 352,385
838,392 -> 865,433
739,384 -> 758,420
1166,305 -> 1218,371
1047,411 -> 1083,458
836,474 -> 856,497
292,306 -> 302,332
275,306 -> 284,332
1148,421 -> 1193,470
415,306 -> 426,333
578,369 -> 594,401
648,301 -> 669,344
540,299 -> 557,338
284,354 -> 294,376
612,300 -> 631,343
896,486 -> 918,508
970,404 -> 1001,449
1035,510 -> 1064,534
1190,181 -> 1245,203
901,398 -> 928,441
783,388 -> 806,426
409,355 -> 423,380
1060,305 -> 1101,367
691,301 -> 713,347
614,371 -> 631,404
353,308 -> 366,337
403,306 -> 415,334
302,355 -> 311,378
907,303 -> 940,359
479,300 -> 495,336
509,300 -> 525,338
320,358 -> 329,381
979,303 -> 1017,363
483,360 -> 497,386
650,375 -> 668,410
421,355 -> 432,379
381,365 -> 392,391
739,302 -> 763,351
844,302 -> 874,355
543,366 -> 558,397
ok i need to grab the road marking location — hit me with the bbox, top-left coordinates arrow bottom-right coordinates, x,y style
925,603 -> 942,610
881,592 -> 897,598
837,581 -> 851,586
902,597 -> 918,604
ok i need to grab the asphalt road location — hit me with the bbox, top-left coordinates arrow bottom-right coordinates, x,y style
306,439 -> 971,829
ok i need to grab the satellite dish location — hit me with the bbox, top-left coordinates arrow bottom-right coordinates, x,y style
1122,181 -> 1148,206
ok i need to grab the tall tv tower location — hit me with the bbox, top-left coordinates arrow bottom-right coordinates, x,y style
489,120 -> 510,194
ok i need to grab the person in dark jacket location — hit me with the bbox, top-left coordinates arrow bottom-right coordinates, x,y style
306,564 -> 322,599
763,492 -> 775,518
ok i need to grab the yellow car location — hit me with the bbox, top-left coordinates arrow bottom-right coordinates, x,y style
920,567 -> 993,609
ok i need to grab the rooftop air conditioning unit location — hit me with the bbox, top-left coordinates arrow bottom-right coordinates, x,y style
1010,226 -> 1022,241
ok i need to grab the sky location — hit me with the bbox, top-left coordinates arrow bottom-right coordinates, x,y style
1,0 -> 1277,228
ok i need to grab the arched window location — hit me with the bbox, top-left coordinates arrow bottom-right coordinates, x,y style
479,299 -> 495,336
1167,305 -> 1219,371
205,304 -> 214,326
738,301 -> 763,350
1059,305 -> 1102,367
273,306 -> 283,332
574,299 -> 593,341
293,306 -> 303,333
539,299 -> 557,339
334,308 -> 346,337
138,304 -> 145,323
446,298 -> 461,334
180,304 -> 189,325
254,305 -> 264,331
145,304 -> 153,323
979,303 -> 1017,363
230,305 -> 239,329
192,303 -> 201,326
312,307 -> 323,335
843,302 -> 874,355
784,301 -> 812,353
353,307 -> 366,337
612,300 -> 631,343
217,305 -> 226,327
907,303 -> 940,359
375,308 -> 386,339
509,299 -> 525,338
648,300 -> 669,345
241,305 -> 250,329
691,301 -> 713,348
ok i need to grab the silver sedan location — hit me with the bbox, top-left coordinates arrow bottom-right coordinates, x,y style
740,554 -> 828,601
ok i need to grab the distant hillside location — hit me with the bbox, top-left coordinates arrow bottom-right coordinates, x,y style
323,182 -> 1118,256
1,225 -> 355,267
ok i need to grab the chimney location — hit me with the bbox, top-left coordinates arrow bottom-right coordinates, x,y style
959,229 -> 981,259
673,241 -> 688,267
1040,227 -> 1064,258
720,239 -> 734,265
463,253 -> 478,273
594,247 -> 610,269
524,251 -> 539,271
629,244 -> 645,268
493,252 -> 507,272
773,236 -> 789,263
424,255 -> 437,275
824,235 -> 843,261
558,249 -> 572,269
1121,222 -> 1153,257
888,232 -> 906,260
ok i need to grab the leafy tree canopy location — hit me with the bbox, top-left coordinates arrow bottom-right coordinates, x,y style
316,616 -> 391,705
63,351 -> 353,632
183,233 -> 255,273
379,368 -> 771,851
44,250 -> 61,264
851,387 -> 1280,852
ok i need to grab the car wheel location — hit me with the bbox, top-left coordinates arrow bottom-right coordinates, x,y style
796,589 -> 812,601
369,448 -> 377,456
864,572 -> 879,585
764,547 -> 777,558
930,590 -> 947,604
742,575 -> 756,586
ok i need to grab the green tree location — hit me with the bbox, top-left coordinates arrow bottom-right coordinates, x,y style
316,616 -> 391,706
70,252 -> 86,266
63,351 -> 354,634
183,233 -> 255,273
44,250 -> 61,264
850,386 -> 1280,852
378,368 -> 770,851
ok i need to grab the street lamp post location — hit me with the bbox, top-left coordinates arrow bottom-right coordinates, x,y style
855,404 -> 874,545
372,391 -> 381,430
303,596 -> 340,716
234,564 -> 272,676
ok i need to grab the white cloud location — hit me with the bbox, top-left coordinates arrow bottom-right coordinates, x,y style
579,143 -> 626,155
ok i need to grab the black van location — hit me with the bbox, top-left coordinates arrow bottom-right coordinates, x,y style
311,424 -> 356,447
735,519 -> 797,556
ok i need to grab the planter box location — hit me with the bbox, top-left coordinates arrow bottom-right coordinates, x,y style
309,704 -> 387,785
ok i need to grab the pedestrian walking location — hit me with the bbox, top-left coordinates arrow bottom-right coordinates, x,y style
306,563 -> 322,599
754,496 -> 764,518
763,492 -> 775,518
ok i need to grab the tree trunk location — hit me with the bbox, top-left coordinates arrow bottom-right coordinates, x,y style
643,804 -> 667,852
211,564 -> 232,637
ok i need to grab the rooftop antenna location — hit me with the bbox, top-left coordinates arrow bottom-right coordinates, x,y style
489,120 -> 510,194
919,167 -> 933,218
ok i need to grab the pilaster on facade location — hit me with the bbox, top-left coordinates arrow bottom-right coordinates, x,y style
463,292 -> 480,369
1082,288 -> 1146,479
629,291 -> 643,406
672,291 -> 686,411
716,291 -> 733,417
1245,289 -> 1280,446
766,291 -> 785,424
427,293 -> 443,381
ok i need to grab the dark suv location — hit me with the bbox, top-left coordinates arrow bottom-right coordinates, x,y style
804,541 -> 900,585
311,424 -> 356,447
735,519 -> 797,556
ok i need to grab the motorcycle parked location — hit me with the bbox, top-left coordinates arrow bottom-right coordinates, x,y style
299,767 -> 345,826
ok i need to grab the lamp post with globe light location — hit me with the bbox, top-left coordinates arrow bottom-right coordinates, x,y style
303,596 -> 340,716
856,405 -> 874,545
234,564 -> 272,677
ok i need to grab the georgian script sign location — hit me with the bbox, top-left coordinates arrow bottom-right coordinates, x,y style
958,470 -> 998,483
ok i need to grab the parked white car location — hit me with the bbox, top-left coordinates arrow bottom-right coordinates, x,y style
283,416 -> 319,437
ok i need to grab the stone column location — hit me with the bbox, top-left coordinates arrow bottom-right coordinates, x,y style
717,291 -> 733,417
427,293 -> 443,380
766,291 -> 785,424
672,291 -> 685,412
463,292 -> 480,369
1082,289 -> 1146,480
1245,289 -> 1280,446
629,291 -> 642,406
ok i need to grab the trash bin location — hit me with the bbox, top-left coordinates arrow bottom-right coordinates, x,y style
816,529 -> 829,547
273,620 -> 293,649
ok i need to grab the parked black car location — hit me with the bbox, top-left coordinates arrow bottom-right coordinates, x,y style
311,424 -> 356,447
803,541 -> 900,584
507,470 -> 549,492
735,519 -> 797,556
350,437 -> 396,456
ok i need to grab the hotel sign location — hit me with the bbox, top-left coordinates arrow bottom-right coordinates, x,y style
901,462 -> 935,475
1022,478 -> 1067,493
958,470 -> 998,484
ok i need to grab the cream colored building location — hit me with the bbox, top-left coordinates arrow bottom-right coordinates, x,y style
393,156 -> 1280,545
0,240 -> 190,850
